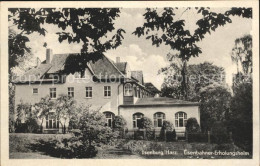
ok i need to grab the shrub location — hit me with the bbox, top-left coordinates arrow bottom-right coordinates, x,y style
113,115 -> 126,129
112,115 -> 127,138
186,118 -> 200,133
139,117 -> 153,130
187,133 -> 208,143
25,117 -> 40,133
77,106 -> 119,145
15,122 -> 27,133
159,121 -> 175,141
31,135 -> 98,158
166,130 -> 176,142
139,117 -> 154,140
211,121 -> 230,144
68,115 -> 79,130
31,105 -> 119,158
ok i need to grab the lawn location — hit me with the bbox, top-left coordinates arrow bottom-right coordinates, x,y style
9,133 -> 252,159
9,133 -> 72,159
120,140 -> 252,159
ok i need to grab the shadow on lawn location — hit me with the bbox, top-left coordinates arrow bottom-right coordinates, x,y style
29,139 -> 97,158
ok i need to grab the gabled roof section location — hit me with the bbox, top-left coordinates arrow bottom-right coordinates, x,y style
14,63 -> 52,82
89,55 -> 125,79
114,62 -> 127,74
14,53 -> 126,83
131,71 -> 144,85
144,82 -> 161,93
47,53 -> 73,73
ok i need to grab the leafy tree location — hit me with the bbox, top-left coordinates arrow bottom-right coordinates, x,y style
8,28 -> 31,71
231,34 -> 252,89
76,104 -> 118,146
161,62 -> 225,101
33,96 -> 55,132
199,83 -> 231,132
229,82 -> 252,152
16,101 -> 32,123
9,75 -> 16,133
134,7 -> 251,61
186,117 -> 200,133
160,53 -> 189,99
134,7 -> 251,98
55,94 -> 77,134
231,34 -> 252,75
211,121 -> 230,144
15,101 -> 40,133
8,8 -> 125,73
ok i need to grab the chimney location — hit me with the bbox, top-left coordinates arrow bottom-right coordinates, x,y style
116,57 -> 120,63
46,48 -> 53,64
36,57 -> 41,67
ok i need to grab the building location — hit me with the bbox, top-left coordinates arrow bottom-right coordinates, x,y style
14,49 -> 200,137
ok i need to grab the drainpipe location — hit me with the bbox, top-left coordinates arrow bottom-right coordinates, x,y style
117,80 -> 122,116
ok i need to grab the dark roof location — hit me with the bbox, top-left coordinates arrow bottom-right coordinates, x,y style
144,82 -> 161,93
131,71 -> 144,85
115,62 -> 127,74
14,53 -> 125,83
120,97 -> 199,107
89,55 -> 124,78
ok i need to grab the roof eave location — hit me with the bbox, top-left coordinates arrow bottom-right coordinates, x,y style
119,103 -> 200,107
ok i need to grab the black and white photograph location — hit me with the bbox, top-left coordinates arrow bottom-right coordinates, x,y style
0,1 -> 259,165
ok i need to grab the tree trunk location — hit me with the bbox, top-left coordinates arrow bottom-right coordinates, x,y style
63,124 -> 66,134
181,60 -> 188,100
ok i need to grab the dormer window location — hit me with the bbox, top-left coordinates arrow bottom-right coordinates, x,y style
124,83 -> 133,96
33,88 -> 38,94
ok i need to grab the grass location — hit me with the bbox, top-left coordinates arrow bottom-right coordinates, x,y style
120,140 -> 252,159
9,133 -> 72,158
9,133 -> 252,159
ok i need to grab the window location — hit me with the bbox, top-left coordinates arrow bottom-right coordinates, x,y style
50,88 -> 56,99
86,87 -> 92,98
103,112 -> 115,127
137,86 -> 140,98
124,83 -> 133,96
133,113 -> 144,128
33,88 -> 38,94
175,112 -> 187,127
134,86 -> 137,97
104,86 -> 111,98
68,87 -> 74,97
46,114 -> 59,129
154,112 -> 165,127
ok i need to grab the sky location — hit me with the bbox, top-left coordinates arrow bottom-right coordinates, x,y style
15,8 -> 252,89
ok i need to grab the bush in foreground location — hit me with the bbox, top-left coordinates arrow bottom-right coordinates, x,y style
159,121 -> 176,141
186,117 -> 200,133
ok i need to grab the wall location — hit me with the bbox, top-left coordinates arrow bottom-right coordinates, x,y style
119,105 -> 200,132
15,68 -> 124,132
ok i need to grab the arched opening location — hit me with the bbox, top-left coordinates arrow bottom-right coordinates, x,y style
175,112 -> 187,127
124,83 -> 133,96
153,112 -> 165,127
103,111 -> 115,127
133,112 -> 144,128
